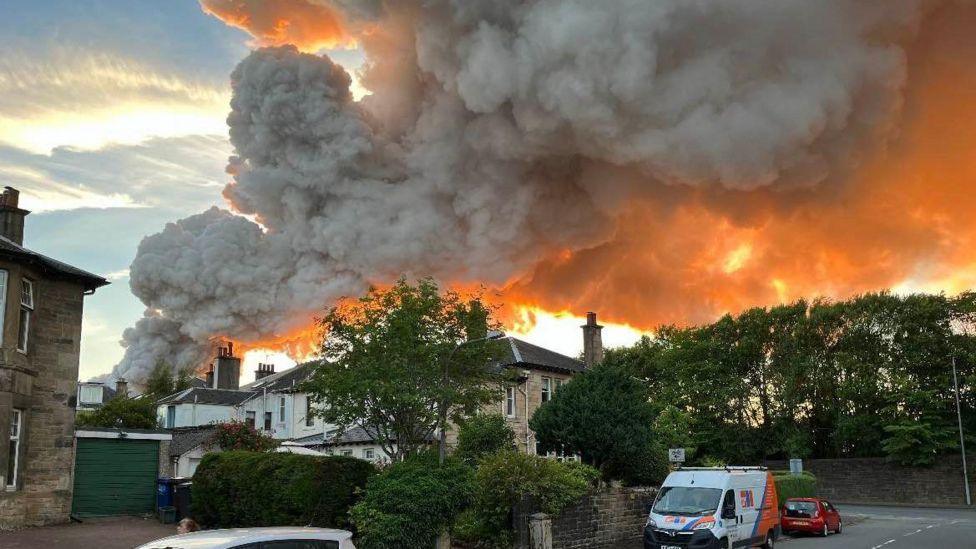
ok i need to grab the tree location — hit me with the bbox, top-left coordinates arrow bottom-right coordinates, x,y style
530,363 -> 661,480
454,414 -> 516,464
304,278 -> 504,462
145,360 -> 196,400
209,420 -> 278,452
75,396 -> 159,429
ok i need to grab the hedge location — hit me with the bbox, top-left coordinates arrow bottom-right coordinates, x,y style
350,452 -> 475,549
772,471 -> 817,506
192,451 -> 376,528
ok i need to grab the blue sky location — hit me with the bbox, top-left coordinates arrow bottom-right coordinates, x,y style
1,1 -> 251,379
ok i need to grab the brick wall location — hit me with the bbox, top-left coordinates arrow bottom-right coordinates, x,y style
0,264 -> 86,528
514,486 -> 657,549
767,454 -> 976,506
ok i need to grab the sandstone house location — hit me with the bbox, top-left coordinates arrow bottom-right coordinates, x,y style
0,187 -> 108,527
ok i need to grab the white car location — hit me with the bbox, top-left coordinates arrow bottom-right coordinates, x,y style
135,527 -> 356,549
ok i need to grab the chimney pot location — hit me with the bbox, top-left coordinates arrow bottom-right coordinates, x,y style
581,311 -> 604,369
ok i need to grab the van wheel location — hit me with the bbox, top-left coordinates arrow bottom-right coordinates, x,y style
821,523 -> 830,537
762,532 -> 775,548
721,537 -> 731,549
836,520 -> 842,534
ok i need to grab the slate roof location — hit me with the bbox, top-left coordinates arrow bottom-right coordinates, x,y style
491,336 -> 586,374
0,235 -> 108,291
157,387 -> 256,406
169,425 -> 218,457
292,425 -> 435,447
240,362 -> 316,393
187,377 -> 209,389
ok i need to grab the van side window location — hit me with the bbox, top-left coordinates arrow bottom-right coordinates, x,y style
723,490 -> 736,511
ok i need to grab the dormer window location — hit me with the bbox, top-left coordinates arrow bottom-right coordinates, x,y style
17,279 -> 33,353
79,385 -> 103,405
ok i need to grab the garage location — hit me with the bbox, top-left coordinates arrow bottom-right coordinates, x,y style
72,429 -> 171,517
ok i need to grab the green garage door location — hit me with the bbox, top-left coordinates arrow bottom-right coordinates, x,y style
72,438 -> 159,517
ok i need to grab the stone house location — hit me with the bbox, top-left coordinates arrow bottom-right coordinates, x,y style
0,187 -> 108,527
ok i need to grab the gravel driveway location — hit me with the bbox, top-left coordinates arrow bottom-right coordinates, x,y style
0,516 -> 174,549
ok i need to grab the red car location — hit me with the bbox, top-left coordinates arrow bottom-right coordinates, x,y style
781,498 -> 842,537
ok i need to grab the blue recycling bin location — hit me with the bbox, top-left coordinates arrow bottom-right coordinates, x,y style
156,477 -> 175,509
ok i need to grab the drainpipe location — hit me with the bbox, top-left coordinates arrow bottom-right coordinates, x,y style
516,371 -> 531,453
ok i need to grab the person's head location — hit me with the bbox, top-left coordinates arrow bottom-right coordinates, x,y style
177,518 -> 199,534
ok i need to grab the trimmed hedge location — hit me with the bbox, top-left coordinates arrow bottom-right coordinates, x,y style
773,471 -> 817,506
193,451 -> 376,528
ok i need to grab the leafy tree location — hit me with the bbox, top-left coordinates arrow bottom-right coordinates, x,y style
530,363 -> 659,479
145,360 -> 196,400
75,396 -> 159,429
210,420 -> 278,452
454,414 -> 516,464
305,278 -> 504,462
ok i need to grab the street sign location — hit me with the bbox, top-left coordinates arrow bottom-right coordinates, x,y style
668,448 -> 686,463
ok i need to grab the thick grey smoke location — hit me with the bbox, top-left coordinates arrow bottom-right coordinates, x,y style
111,0 -> 934,382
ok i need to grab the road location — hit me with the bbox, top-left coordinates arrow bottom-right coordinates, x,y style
783,505 -> 976,548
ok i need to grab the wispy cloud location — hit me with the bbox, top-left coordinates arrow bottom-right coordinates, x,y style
0,49 -> 230,153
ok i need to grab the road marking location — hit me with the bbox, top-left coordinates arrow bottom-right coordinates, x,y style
870,539 -> 897,549
903,528 -> 922,537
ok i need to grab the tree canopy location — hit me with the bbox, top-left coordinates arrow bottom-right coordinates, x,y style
145,360 -> 196,400
604,291 -> 976,465
304,278 -> 504,462
75,395 -> 159,429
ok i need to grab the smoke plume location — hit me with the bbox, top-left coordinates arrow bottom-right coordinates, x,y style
112,0 -> 975,382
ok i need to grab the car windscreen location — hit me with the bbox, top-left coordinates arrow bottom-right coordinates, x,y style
784,501 -> 818,517
651,486 -> 722,516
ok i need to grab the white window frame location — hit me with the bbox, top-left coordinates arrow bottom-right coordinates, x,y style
264,411 -> 273,431
363,448 -> 375,460
541,377 -> 552,403
279,397 -> 286,423
305,396 -> 314,427
505,386 -> 516,418
17,279 -> 33,354
340,449 -> 353,457
79,385 -> 103,405
0,270 -> 7,346
245,410 -> 256,429
7,409 -> 22,490
166,405 -> 176,429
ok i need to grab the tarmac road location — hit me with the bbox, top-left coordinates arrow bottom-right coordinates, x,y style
783,504 -> 976,549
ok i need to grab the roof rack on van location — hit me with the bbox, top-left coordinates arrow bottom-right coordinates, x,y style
677,466 -> 768,472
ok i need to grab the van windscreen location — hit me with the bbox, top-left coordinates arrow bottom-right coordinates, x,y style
652,487 -> 722,516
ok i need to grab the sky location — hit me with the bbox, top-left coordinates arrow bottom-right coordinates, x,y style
1,0 -> 636,380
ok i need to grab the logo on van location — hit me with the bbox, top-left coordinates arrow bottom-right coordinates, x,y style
739,490 -> 755,508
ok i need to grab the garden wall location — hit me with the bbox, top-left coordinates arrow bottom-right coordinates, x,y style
513,486 -> 657,549
766,453 -> 976,507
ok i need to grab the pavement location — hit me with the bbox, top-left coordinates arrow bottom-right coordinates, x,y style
0,516 -> 174,549
783,504 -> 976,548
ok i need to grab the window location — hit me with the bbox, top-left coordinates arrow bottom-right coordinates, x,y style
505,386 -> 516,417
0,270 -> 6,345
245,411 -> 256,429
340,449 -> 353,457
166,405 -> 176,429
363,448 -> 375,460
305,396 -> 314,427
555,378 -> 563,391
279,397 -> 286,423
79,385 -> 103,404
17,279 -> 33,353
7,409 -> 22,489
541,377 -> 552,403
264,412 -> 273,431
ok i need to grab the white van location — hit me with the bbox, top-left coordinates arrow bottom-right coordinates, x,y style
644,467 -> 780,549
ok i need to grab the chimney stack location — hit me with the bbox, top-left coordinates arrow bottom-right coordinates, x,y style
581,311 -> 604,369
114,378 -> 128,399
0,187 -> 29,246
213,343 -> 241,390
205,366 -> 214,388
255,363 -> 276,381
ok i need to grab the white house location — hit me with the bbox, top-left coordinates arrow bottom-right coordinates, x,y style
156,387 -> 251,428
75,381 -> 117,415
166,425 -> 218,478
292,426 -> 396,464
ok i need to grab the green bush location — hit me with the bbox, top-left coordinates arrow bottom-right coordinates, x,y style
210,420 -> 278,452
456,451 -> 599,547
772,471 -> 817,506
603,443 -> 670,486
455,414 -> 516,464
192,451 -> 375,528
350,452 -> 475,549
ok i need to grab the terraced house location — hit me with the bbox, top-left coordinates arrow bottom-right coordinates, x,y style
0,187 -> 108,527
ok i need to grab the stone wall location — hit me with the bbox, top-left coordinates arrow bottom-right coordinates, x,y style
0,266 -> 86,528
767,454 -> 976,506
514,486 -> 657,549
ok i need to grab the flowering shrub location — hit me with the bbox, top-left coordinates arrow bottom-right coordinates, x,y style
210,420 -> 278,452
